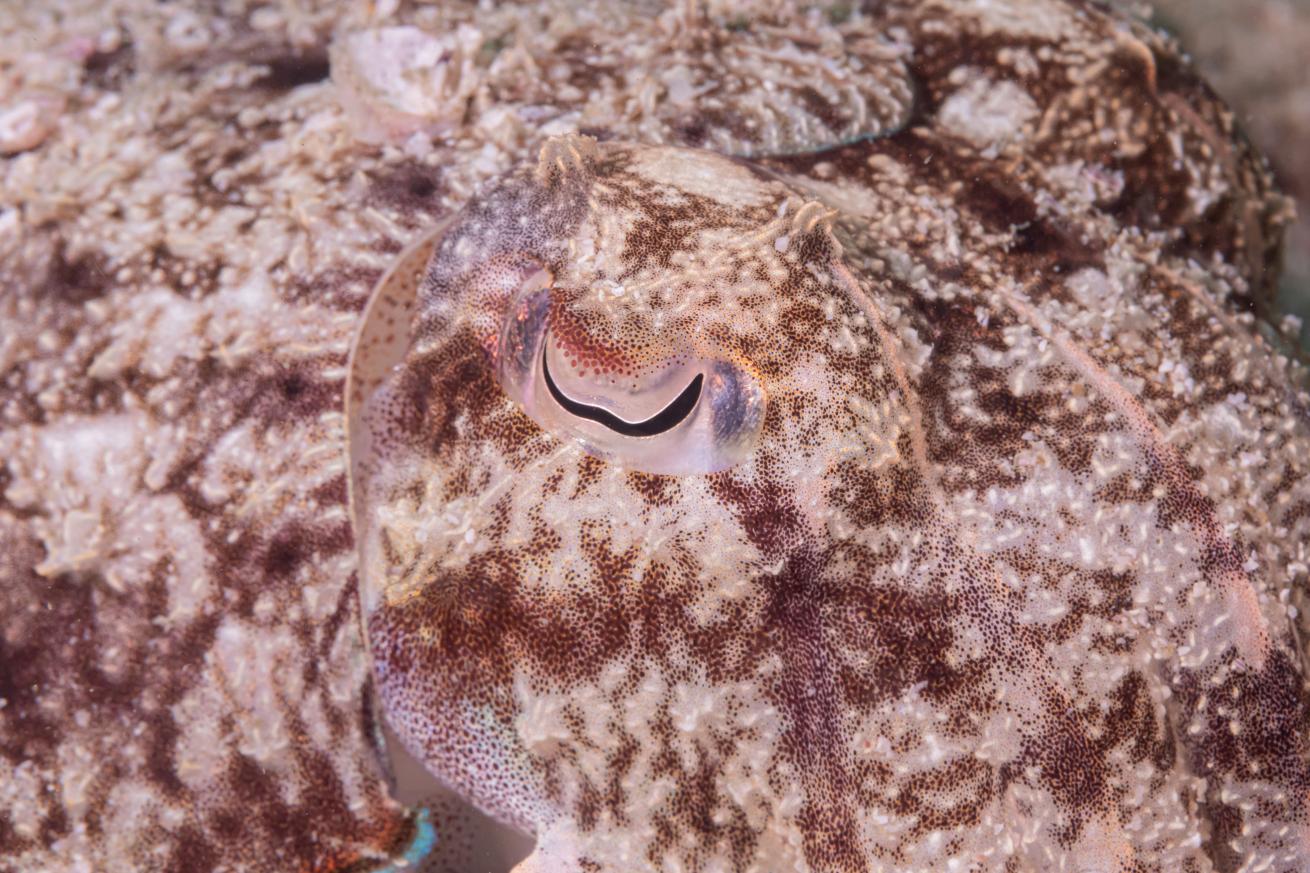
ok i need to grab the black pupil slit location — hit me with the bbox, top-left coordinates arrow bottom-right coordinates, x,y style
542,346 -> 703,437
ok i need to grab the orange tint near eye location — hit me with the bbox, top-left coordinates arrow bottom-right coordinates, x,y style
545,298 -> 646,379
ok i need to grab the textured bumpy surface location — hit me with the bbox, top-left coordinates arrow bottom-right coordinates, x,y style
1151,0 -> 1310,347
2,1 -> 1309,872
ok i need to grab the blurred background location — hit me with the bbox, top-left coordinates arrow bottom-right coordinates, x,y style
1153,0 -> 1310,350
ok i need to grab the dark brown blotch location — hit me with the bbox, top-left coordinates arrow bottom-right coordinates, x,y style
45,239 -> 114,305
368,163 -> 446,215
253,51 -> 330,91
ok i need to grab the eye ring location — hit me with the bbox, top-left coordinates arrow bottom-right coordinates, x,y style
541,345 -> 703,438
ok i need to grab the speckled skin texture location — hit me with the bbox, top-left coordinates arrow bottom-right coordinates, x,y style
2,1 -> 1309,872
1151,0 -> 1310,349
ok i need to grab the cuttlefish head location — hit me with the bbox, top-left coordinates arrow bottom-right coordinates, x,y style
346,136 -> 920,858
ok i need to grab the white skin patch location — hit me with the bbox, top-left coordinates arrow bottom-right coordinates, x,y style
937,75 -> 1039,151
626,143 -> 776,209
941,0 -> 1081,40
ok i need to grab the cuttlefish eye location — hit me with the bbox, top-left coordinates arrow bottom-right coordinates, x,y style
541,345 -> 704,438
495,280 -> 764,476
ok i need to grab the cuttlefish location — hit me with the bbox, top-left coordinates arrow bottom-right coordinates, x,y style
4,0 -> 1309,871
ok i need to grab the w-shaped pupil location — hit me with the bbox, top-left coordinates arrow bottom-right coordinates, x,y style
542,347 -> 703,437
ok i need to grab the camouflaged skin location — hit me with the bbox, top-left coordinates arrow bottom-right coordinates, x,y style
2,1 -> 1308,873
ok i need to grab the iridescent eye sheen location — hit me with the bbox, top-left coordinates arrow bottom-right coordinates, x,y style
495,280 -> 764,476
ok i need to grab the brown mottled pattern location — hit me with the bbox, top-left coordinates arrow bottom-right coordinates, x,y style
0,2 -> 441,871
3,1 -> 1308,873
351,3 -> 1309,873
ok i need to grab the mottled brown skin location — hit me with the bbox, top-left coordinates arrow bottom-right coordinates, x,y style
352,4 -> 1310,873
3,1 -> 1309,872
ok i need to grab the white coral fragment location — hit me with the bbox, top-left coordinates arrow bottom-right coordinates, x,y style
330,25 -> 484,144
0,92 -> 63,155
